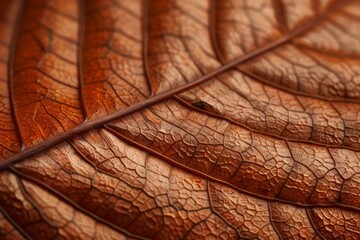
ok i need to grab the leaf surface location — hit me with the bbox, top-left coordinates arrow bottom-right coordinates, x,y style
1,0 -> 360,239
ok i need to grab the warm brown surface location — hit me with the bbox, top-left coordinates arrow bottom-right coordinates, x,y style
0,0 -> 360,239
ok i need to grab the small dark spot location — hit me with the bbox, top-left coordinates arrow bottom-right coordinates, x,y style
192,101 -> 210,110
192,100 -> 220,114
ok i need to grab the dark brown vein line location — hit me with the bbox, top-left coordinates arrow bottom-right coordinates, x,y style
206,181 -> 244,239
142,0 -> 153,96
181,215 -> 211,240
237,66 -> 360,104
78,0 -> 88,121
209,0 -> 225,63
0,203 -> 33,240
0,0 -> 348,170
8,0 -> 26,149
174,96 -> 360,152
9,166 -> 150,240
306,209 -> 326,240
104,125 -> 360,213
294,41 -> 360,58
16,176 -> 56,228
69,138 -> 145,190
272,0 -> 288,32
267,202 -> 283,240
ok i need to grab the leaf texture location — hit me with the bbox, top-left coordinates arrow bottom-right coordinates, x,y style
1,0 -> 360,239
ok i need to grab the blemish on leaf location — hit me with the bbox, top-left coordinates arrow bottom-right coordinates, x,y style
191,100 -> 220,114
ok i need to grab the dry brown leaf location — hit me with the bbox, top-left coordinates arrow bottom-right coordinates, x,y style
0,0 -> 360,239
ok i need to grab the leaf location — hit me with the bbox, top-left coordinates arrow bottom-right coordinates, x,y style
0,0 -> 360,239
